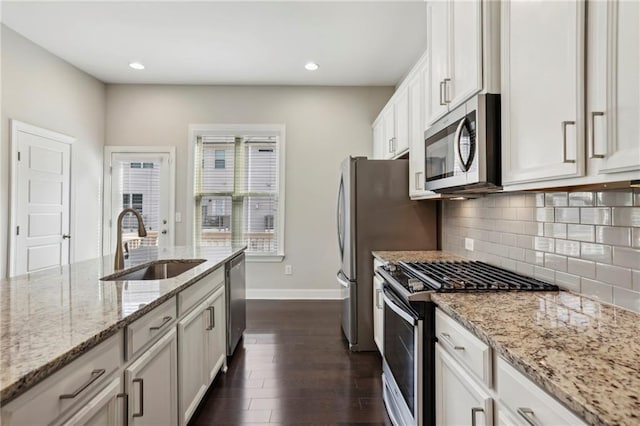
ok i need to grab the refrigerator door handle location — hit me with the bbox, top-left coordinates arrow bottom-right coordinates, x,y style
336,270 -> 350,288
336,177 -> 345,256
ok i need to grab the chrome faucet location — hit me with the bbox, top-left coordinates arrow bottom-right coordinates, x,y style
114,208 -> 147,270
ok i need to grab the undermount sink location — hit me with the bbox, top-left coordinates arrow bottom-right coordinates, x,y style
101,259 -> 206,281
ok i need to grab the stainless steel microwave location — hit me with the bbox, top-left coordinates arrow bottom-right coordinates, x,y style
424,94 -> 501,193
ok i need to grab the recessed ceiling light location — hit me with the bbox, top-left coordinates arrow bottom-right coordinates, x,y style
129,62 -> 145,70
304,62 -> 319,71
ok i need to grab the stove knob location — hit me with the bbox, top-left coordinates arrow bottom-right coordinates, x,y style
408,279 -> 425,292
388,263 -> 397,272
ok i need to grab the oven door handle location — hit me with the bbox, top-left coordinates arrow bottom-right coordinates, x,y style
382,290 -> 418,326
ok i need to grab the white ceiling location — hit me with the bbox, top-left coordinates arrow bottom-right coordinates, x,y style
1,1 -> 428,86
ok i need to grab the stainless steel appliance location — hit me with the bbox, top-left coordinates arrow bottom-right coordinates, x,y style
377,261 -> 559,426
424,94 -> 501,193
336,157 -> 438,351
226,252 -> 246,356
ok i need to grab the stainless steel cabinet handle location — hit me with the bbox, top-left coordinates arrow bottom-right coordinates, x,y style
59,369 -> 106,399
206,306 -> 215,330
414,172 -> 422,191
562,121 -> 577,163
590,111 -> 605,159
149,316 -> 172,331
471,407 -> 484,426
132,378 -> 144,418
443,78 -> 451,104
388,138 -> 394,153
439,80 -> 446,106
375,289 -> 383,309
392,137 -> 397,153
439,333 -> 465,351
517,407 -> 540,426
117,393 -> 128,425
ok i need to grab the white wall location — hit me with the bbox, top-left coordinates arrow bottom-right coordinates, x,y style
105,85 -> 393,297
1,25 -> 106,277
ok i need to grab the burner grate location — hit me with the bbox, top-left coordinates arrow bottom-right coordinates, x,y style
398,261 -> 558,292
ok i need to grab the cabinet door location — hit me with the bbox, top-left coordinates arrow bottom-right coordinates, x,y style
178,301 -> 208,425
394,87 -> 410,155
383,106 -> 396,159
372,273 -> 384,353
58,377 -> 124,426
372,120 -> 385,159
600,0 -> 640,173
501,1 -> 585,185
205,286 -> 227,383
126,328 -> 178,426
409,69 -> 426,197
426,0 -> 450,126
449,0 -> 482,107
435,344 -> 493,426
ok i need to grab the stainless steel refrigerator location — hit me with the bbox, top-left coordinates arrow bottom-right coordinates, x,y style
336,157 -> 438,351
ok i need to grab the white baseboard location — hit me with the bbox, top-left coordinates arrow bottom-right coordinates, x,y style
246,288 -> 341,300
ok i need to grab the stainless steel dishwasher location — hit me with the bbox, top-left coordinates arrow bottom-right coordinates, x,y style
226,252 -> 246,356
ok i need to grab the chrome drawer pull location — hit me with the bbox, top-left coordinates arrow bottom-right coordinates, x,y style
206,306 -> 215,330
375,289 -> 383,310
517,407 -> 540,426
439,80 -> 446,106
59,369 -> 106,399
149,316 -> 172,331
440,333 -> 465,351
471,407 -> 484,426
133,378 -> 144,417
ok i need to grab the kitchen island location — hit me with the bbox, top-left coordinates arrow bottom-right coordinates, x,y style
0,245 -> 245,408
373,250 -> 640,426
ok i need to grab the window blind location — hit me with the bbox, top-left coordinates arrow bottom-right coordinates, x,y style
194,135 -> 280,255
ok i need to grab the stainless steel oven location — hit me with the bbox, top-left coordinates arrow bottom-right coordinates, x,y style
424,94 -> 501,193
381,285 -> 436,426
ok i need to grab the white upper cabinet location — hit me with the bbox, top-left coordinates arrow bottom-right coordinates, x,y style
588,0 -> 640,176
501,1 -> 586,186
372,119 -> 385,160
383,105 -> 396,159
395,86 -> 410,155
409,64 -> 426,198
425,0 -> 483,127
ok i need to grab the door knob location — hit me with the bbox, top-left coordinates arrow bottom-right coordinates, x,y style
62,234 -> 71,240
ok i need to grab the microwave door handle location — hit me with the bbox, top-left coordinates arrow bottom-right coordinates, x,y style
454,118 -> 469,173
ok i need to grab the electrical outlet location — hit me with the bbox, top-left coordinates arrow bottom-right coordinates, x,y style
175,212 -> 182,223
284,265 -> 293,275
465,238 -> 474,251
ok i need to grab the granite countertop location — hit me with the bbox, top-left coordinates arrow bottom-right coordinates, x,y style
372,250 -> 466,264
0,245 -> 245,404
432,292 -> 640,426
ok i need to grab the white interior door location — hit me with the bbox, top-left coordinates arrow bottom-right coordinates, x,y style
106,152 -> 172,255
10,120 -> 74,277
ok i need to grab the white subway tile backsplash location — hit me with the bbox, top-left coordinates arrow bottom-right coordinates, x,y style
596,226 -> 631,246
567,224 -> 595,242
555,208 -> 580,223
555,272 -> 581,292
545,192 -> 568,207
612,247 -> 640,269
613,287 -> 640,313
442,189 -> 640,312
580,208 -> 612,225
596,263 -> 632,288
569,192 -> 595,207
555,239 -> 581,257
612,207 -> 640,227
581,278 -> 613,303
597,190 -> 633,207
581,243 -> 612,263
545,253 -> 567,272
536,207 -> 555,222
534,237 -> 555,253
568,258 -> 596,279
544,223 -> 567,239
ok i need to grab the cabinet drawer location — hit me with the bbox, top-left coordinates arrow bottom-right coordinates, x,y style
435,308 -> 492,386
1,332 -> 122,426
178,267 -> 224,316
497,358 -> 586,425
126,297 -> 177,360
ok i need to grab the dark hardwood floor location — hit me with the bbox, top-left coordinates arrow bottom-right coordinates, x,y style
190,300 -> 391,425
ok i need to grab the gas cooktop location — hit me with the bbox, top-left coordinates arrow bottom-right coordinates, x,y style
381,260 -> 559,294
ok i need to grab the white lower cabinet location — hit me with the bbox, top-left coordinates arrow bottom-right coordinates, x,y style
125,327 -> 178,426
178,285 -> 226,425
58,377 -> 125,426
435,344 -> 493,426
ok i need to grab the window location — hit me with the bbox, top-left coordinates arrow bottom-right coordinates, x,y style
214,150 -> 226,169
192,126 -> 284,258
122,193 -> 144,229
